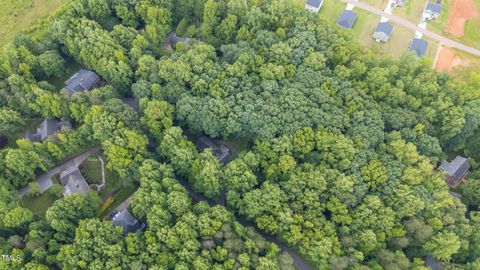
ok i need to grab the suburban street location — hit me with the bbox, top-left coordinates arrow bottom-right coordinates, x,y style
341,0 -> 480,56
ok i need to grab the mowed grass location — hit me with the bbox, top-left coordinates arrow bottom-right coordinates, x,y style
21,189 -> 61,219
0,0 -> 68,48
394,0 -> 427,23
318,0 -> 346,22
360,0 -> 388,9
0,118 -> 43,149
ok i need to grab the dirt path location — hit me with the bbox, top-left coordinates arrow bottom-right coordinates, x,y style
445,0 -> 479,37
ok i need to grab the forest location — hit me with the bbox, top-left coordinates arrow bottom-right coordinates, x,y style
0,0 -> 480,269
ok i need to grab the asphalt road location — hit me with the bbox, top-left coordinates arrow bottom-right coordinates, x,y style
341,0 -> 480,56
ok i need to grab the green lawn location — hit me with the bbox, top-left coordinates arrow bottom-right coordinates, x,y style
79,157 -> 139,217
360,0 -> 388,9
394,0 -> 427,24
0,118 -> 43,149
21,189 -> 60,219
0,0 -> 69,48
318,0 -> 346,22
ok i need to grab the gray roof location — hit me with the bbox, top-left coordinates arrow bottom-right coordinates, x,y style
337,10 -> 358,29
425,256 -> 440,270
306,0 -> 322,8
111,210 -> 146,235
167,33 -> 191,48
25,119 -> 60,142
374,22 -> 393,36
438,156 -> 470,183
65,69 -> 100,94
426,2 -> 442,14
61,168 -> 90,197
409,38 -> 429,56
196,136 -> 231,164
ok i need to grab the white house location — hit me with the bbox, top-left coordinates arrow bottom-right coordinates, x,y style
305,0 -> 323,13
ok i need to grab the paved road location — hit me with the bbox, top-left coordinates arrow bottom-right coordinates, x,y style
18,147 -> 100,198
341,0 -> 480,56
176,178 -> 313,270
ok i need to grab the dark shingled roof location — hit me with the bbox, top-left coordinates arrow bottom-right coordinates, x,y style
196,136 -> 232,164
374,22 -> 393,36
438,156 -> 470,184
25,119 -> 60,142
337,10 -> 358,29
111,210 -> 146,235
65,69 -> 100,94
409,38 -> 429,56
426,2 -> 442,14
60,168 -> 90,197
306,0 -> 322,8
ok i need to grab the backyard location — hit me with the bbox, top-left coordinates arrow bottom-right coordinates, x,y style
21,189 -> 60,219
0,0 -> 69,48
0,118 -> 43,149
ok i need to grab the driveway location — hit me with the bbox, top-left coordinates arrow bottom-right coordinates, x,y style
341,0 -> 480,56
18,147 -> 100,198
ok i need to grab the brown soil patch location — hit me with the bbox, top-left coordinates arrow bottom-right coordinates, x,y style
445,0 -> 479,37
434,46 -> 470,73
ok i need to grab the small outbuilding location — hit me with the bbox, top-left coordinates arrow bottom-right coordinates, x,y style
438,156 -> 470,188
305,0 -> 323,13
424,2 -> 442,20
166,33 -> 191,50
65,69 -> 101,95
110,210 -> 146,235
337,10 -> 358,29
408,38 -> 429,56
372,22 -> 393,42
392,0 -> 406,8
196,136 -> 231,164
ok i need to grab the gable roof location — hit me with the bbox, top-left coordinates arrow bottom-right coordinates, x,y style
409,38 -> 429,56
65,69 -> 100,94
111,210 -> 146,235
25,119 -> 60,142
426,2 -> 442,14
374,22 -> 393,36
61,169 -> 90,197
337,10 -> 358,29
306,0 -> 322,8
196,136 -> 231,164
438,156 -> 470,183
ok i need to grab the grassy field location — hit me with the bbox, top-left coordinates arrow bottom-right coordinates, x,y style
0,0 -> 69,48
21,189 -> 60,219
459,0 -> 480,49
360,0 -> 388,9
394,0 -> 427,24
318,0 -> 346,22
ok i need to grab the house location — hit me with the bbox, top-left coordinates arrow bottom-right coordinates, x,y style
110,210 -> 146,235
337,10 -> 358,29
438,156 -> 470,188
424,2 -> 442,20
166,33 -> 191,49
60,167 -> 90,197
25,119 -> 60,142
372,22 -> 393,42
408,38 -> 429,56
196,136 -> 231,164
305,0 -> 323,13
65,69 -> 101,95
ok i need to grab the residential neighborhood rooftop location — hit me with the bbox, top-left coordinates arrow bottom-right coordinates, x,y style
438,156 -> 470,185
425,2 -> 442,14
375,22 -> 393,37
337,10 -> 358,29
25,119 -> 60,142
196,136 -> 231,164
306,0 -> 322,8
60,166 -> 90,197
65,69 -> 100,94
408,38 -> 429,56
111,210 -> 146,235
